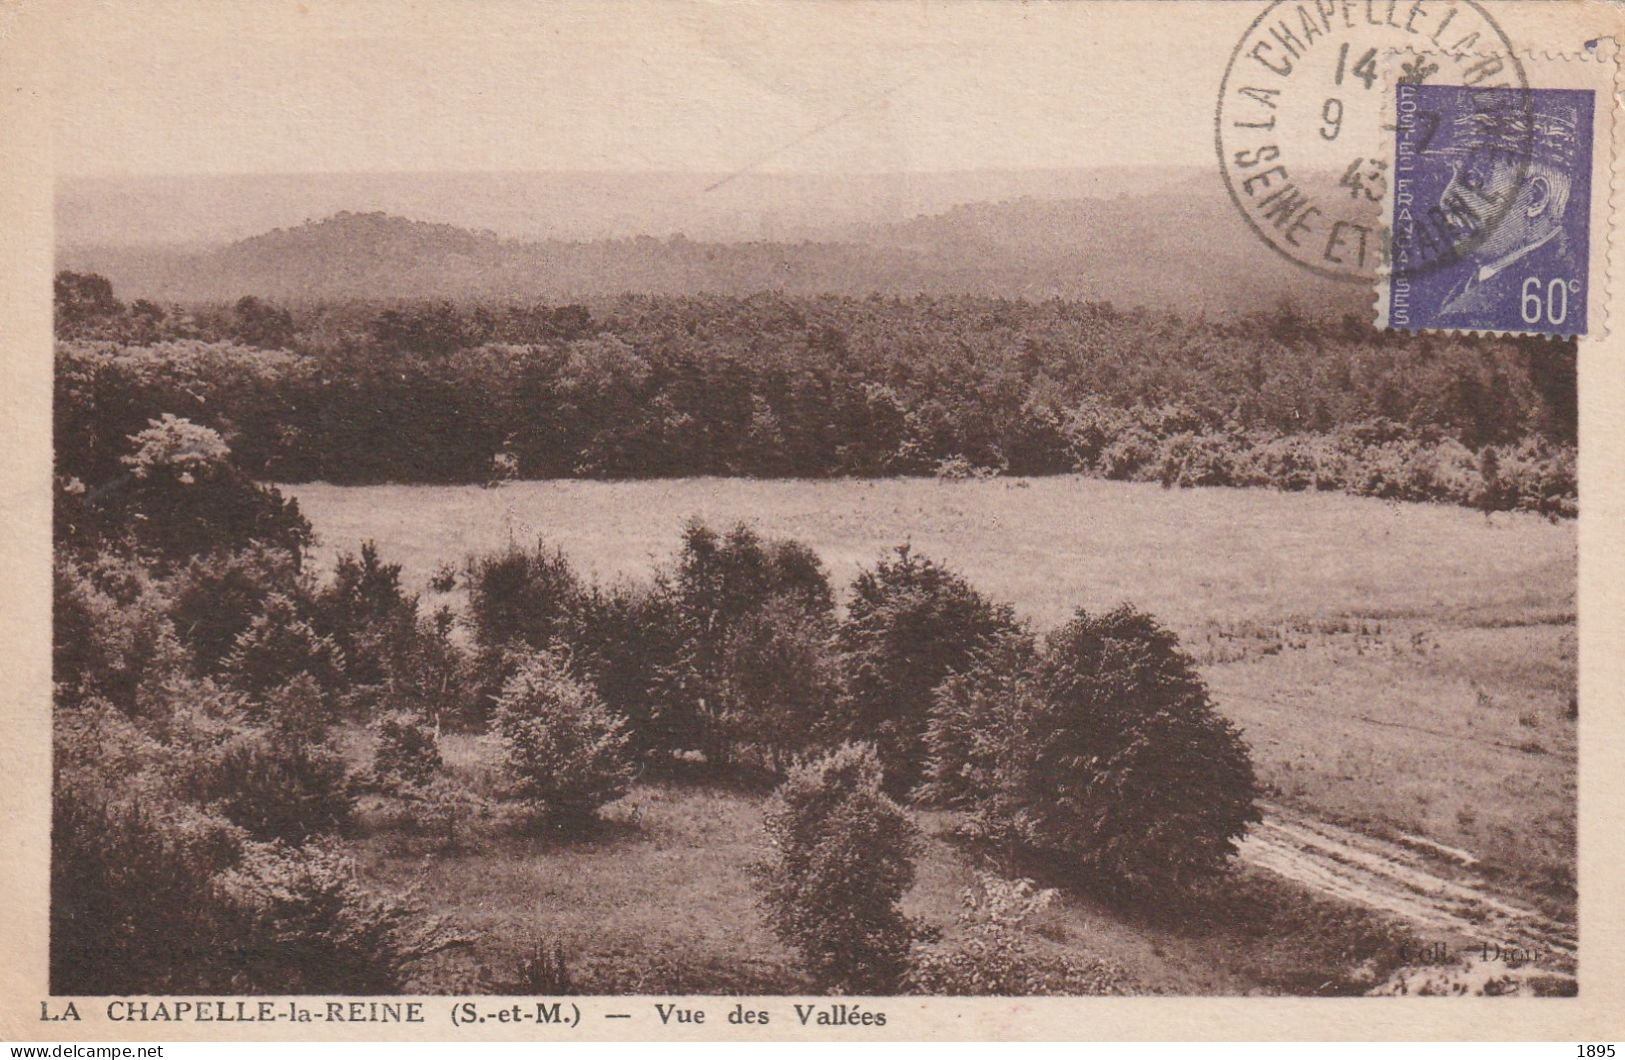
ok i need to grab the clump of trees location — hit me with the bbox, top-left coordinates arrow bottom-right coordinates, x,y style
51,417 -> 468,993
460,519 -> 845,775
918,607 -> 1260,896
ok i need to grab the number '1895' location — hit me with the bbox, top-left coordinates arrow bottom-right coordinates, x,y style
1578,1046 -> 1615,1057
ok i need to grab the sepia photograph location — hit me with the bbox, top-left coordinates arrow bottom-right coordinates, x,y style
5,0 -> 1625,1041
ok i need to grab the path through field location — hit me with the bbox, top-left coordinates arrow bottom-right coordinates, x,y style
1242,803 -> 1576,993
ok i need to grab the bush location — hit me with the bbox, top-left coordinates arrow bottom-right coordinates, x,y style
935,455 -> 1001,481
716,594 -> 844,774
50,784 -> 244,994
116,415 -> 312,563
252,671 -> 339,745
1236,433 -> 1321,491
169,545 -> 302,675
221,593 -> 347,700
660,520 -> 837,763
671,520 -> 836,634
313,541 -> 413,689
906,872 -> 1131,995
464,542 -> 584,653
53,557 -> 186,715
490,651 -> 635,830
394,775 -> 489,852
916,628 -> 1039,809
1156,431 -> 1242,489
214,841 -> 462,993
368,608 -> 477,730
1496,437 -> 1577,518
53,702 -> 450,995
1008,606 -> 1261,896
752,743 -> 925,993
372,708 -> 443,792
181,724 -> 355,844
568,581 -> 685,759
1098,426 -> 1159,480
838,545 -> 1019,797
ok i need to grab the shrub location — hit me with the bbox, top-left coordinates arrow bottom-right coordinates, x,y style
716,594 -> 844,774
906,872 -> 1131,995
169,545 -> 302,675
214,841 -> 462,993
181,724 -> 355,844
116,415 -> 312,563
1496,437 -> 1577,518
221,593 -> 347,700
313,541 -> 412,688
660,520 -> 837,763
935,455 -> 1000,481
916,628 -> 1039,809
464,542 -> 584,652
50,783 -> 245,994
55,770 -> 455,995
53,557 -> 186,715
838,545 -> 1019,797
672,520 -> 835,631
1098,426 -> 1159,480
490,651 -> 635,830
395,775 -> 489,852
1156,431 -> 1241,489
1010,606 -> 1261,896
253,671 -> 339,745
1237,433 -> 1321,491
387,610 -> 479,729
569,580 -> 686,759
752,743 -> 925,993
372,708 -> 443,792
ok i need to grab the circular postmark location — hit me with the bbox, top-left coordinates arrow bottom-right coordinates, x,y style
1216,0 -> 1527,283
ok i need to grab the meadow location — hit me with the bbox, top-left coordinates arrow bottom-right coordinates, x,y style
351,735 -> 1432,996
289,475 -> 1578,986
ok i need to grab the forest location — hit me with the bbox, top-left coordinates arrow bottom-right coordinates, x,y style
55,271 -> 1576,516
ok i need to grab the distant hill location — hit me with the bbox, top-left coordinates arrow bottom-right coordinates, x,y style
56,168 -> 1199,247
58,176 -> 1366,316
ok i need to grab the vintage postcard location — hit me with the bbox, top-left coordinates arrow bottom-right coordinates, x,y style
3,0 -> 1624,1043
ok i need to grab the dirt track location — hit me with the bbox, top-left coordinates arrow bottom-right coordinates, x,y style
1240,803 -> 1575,992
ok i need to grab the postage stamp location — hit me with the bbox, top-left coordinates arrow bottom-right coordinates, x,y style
1385,86 -> 1597,335
1374,38 -> 1618,336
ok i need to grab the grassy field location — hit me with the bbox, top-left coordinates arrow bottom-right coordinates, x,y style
353,734 -> 1417,996
290,476 -> 1577,936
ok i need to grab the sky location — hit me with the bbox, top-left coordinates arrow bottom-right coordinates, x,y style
48,0 -> 1243,177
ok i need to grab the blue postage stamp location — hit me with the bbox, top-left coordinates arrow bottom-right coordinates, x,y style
1387,84 -> 1594,336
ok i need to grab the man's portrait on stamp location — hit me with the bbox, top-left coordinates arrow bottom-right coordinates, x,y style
1389,85 -> 1595,335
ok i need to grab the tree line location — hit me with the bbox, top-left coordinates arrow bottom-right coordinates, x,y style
56,273 -> 1576,516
